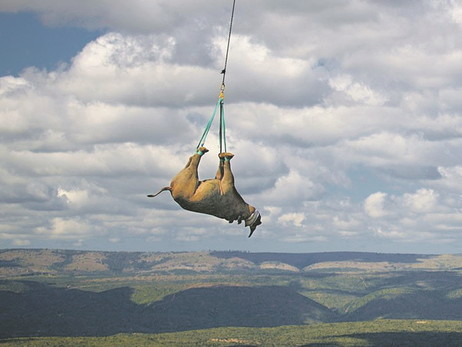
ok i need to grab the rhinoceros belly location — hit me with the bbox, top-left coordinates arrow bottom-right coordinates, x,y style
174,179 -> 247,221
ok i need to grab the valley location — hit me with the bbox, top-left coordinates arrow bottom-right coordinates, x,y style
1,249 -> 462,345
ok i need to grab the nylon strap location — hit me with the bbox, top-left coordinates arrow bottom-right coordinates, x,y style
196,98 -> 222,149
219,98 -> 227,153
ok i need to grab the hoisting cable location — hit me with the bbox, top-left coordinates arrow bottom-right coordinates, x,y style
221,0 -> 236,87
197,0 -> 236,153
219,0 -> 235,154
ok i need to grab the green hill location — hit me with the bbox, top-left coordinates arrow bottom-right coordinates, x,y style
2,320 -> 462,346
1,249 -> 462,343
0,280 -> 337,338
345,289 -> 462,321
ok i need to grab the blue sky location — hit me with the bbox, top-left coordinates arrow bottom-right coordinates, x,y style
2,1 -> 462,254
0,12 -> 101,76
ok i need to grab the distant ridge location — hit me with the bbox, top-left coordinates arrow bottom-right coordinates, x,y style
210,251 -> 434,269
0,249 -> 453,277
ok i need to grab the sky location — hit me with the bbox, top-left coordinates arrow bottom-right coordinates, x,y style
2,1 -> 462,254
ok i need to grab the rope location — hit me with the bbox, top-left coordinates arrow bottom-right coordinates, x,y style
221,0 -> 236,88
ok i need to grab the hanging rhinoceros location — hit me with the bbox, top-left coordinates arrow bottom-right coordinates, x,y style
148,147 -> 261,237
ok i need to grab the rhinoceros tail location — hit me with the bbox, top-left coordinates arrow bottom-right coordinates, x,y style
147,186 -> 172,198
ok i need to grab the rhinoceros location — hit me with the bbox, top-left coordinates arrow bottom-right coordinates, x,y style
148,147 -> 261,237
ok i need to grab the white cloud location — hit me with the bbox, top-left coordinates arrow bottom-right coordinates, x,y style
372,227 -> 406,240
57,188 -> 90,208
264,170 -> 324,204
329,74 -> 388,106
278,213 -> 306,227
57,33 -> 219,107
434,166 -> 462,192
333,216 -> 361,231
364,192 -> 389,218
35,217 -> 93,240
3,1 -> 462,252
402,188 -> 439,213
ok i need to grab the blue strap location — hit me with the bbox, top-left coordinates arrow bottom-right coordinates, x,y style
219,98 -> 227,153
196,97 -> 222,149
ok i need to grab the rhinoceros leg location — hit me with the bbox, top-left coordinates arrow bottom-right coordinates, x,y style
215,159 -> 224,180
171,147 -> 208,200
218,152 -> 235,194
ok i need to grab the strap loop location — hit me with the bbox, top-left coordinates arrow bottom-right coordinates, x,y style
196,98 -> 221,149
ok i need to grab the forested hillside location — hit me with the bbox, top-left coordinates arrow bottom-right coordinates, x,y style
1,249 -> 462,342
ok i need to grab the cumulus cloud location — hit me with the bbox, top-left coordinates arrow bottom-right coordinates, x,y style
364,192 -> 389,218
402,188 -> 439,213
278,212 -> 306,228
2,1 -> 462,252
35,217 -> 93,240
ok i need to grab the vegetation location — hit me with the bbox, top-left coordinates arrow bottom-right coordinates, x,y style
1,249 -> 462,345
2,320 -> 462,346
